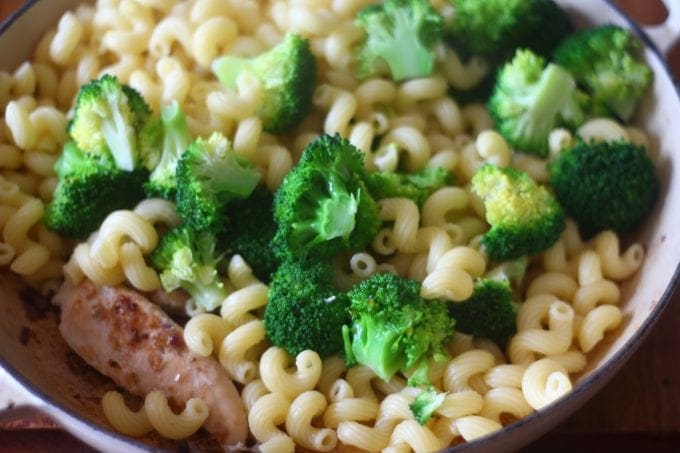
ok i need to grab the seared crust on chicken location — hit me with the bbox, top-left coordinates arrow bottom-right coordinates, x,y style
53,280 -> 247,446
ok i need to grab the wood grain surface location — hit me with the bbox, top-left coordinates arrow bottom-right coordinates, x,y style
1,0 -> 679,451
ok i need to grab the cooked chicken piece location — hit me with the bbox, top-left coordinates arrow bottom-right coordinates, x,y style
146,287 -> 190,318
53,280 -> 247,446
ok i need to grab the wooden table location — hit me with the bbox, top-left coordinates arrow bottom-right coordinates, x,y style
1,0 -> 679,451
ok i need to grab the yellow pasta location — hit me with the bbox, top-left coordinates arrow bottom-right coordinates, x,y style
101,391 -> 153,438
345,365 -> 380,402
421,187 -> 469,227
220,282 -> 269,326
484,364 -> 527,390
260,347 -> 323,399
219,319 -> 266,384
388,420 -> 443,453
318,356 -> 347,399
336,420 -> 390,452
594,231 -> 644,280
49,11 -> 85,65
119,242 -> 161,292
378,198 -> 420,253
322,397 -> 380,428
191,17 -> 238,68
443,349 -> 496,393
479,387 -> 533,423
286,391 -> 337,452
90,210 -> 158,268
508,300 -> 575,364
240,380 -> 268,417
521,359 -> 572,410
380,126 -> 431,171
144,391 -> 209,440
578,305 -> 623,353
184,313 -> 232,357
455,415 -> 503,442
436,390 -> 484,419
103,390 -> 208,441
248,392 -> 292,443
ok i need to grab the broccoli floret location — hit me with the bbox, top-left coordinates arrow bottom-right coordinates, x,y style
488,49 -> 587,156
175,132 -> 261,231
222,186 -> 280,282
553,25 -> 653,122
548,140 -> 657,239
448,278 -> 517,344
365,166 -> 454,207
342,273 -> 454,386
272,134 -> 380,263
139,117 -> 163,171
447,0 -> 572,62
355,0 -> 443,82
410,388 -> 446,425
263,260 -> 350,358
68,74 -> 151,172
45,141 -> 147,238
142,101 -> 192,199
472,164 -> 565,261
150,225 -> 228,312
212,33 -> 316,133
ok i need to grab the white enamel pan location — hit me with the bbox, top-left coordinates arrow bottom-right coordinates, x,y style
0,1 -> 679,451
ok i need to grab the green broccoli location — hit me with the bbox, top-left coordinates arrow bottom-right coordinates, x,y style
553,25 -> 653,122
548,140 -> 658,239
175,132 -> 261,231
488,49 -> 587,157
365,166 -> 454,207
221,186 -> 280,282
355,0 -> 443,81
212,33 -> 316,133
263,259 -> 350,358
141,101 -> 192,199
44,141 -> 147,238
342,273 -> 454,386
448,278 -> 517,344
447,0 -> 572,62
150,225 -> 228,312
272,133 -> 380,263
68,74 -> 151,172
410,388 -> 446,425
471,164 -> 565,261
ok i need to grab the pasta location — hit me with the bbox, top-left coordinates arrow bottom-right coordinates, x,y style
144,390 -> 209,440
102,390 -> 208,440
286,391 -> 337,451
1,0 -> 656,450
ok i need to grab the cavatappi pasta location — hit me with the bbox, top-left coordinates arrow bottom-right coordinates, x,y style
0,0 -> 654,451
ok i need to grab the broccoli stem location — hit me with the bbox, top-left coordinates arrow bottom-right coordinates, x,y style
101,89 -> 138,171
313,191 -> 358,243
149,102 -> 191,188
373,7 -> 434,81
203,155 -> 260,199
346,317 -> 408,381
518,64 -> 576,144
184,280 -> 228,312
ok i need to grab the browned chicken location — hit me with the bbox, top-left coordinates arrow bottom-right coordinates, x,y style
146,287 -> 190,318
53,280 -> 248,447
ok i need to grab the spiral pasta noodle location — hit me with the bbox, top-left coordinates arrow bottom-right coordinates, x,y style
102,390 -> 208,440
